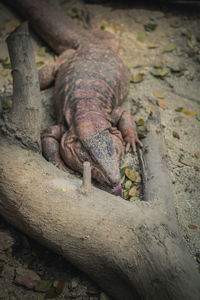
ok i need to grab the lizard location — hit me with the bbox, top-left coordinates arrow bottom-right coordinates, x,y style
7,0 -> 142,194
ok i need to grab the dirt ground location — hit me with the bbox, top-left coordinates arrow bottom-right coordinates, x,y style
0,0 -> 200,299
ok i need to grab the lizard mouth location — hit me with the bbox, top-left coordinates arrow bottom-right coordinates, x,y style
92,165 -> 121,194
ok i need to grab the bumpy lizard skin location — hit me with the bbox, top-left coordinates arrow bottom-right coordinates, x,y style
9,0 -> 142,189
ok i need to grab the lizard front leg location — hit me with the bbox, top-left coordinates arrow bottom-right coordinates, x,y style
39,49 -> 75,90
111,107 -> 143,152
41,124 -> 69,172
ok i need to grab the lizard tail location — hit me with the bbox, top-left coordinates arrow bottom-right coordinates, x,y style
6,0 -> 93,54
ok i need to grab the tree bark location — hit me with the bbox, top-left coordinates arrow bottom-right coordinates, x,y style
5,22 -> 41,151
0,23 -> 199,300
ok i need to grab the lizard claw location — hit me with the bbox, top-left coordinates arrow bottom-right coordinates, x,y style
125,135 -> 143,153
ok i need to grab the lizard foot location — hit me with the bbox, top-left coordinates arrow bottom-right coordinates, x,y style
125,134 -> 143,153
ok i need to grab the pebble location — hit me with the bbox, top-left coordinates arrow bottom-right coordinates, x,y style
0,231 -> 15,251
14,266 -> 41,289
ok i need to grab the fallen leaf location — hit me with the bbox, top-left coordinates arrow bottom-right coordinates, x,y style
129,196 -> 141,202
1,57 -> 11,69
174,116 -> 183,123
122,190 -> 129,200
135,172 -> 141,183
137,32 -> 146,42
164,43 -> 176,52
1,69 -> 6,76
125,180 -> 132,190
130,73 -> 144,83
120,165 -> 131,177
157,98 -> 167,109
147,44 -> 159,49
197,115 -> 200,121
149,105 -> 155,111
154,62 -> 163,68
150,67 -> 170,78
172,131 -> 180,139
194,152 -> 200,159
159,67 -> 170,77
144,23 -> 157,32
137,129 -> 147,138
5,20 -> 20,34
125,168 -> 137,182
181,109 -> 196,116
153,91 -> 165,98
62,188 -> 67,193
188,224 -> 198,230
38,47 -> 46,57
136,118 -> 144,126
36,61 -> 44,68
175,107 -> 183,112
129,186 -> 137,197
120,175 -> 125,184
54,281 -> 65,295
8,75 -> 13,83
114,25 -> 120,31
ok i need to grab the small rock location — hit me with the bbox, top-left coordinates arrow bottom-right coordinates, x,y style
0,231 -> 15,251
15,266 -> 41,289
35,280 -> 53,292
3,265 -> 15,282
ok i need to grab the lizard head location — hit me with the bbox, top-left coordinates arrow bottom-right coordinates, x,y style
60,127 -> 123,189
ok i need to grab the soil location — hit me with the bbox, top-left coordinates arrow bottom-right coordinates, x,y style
0,0 -> 200,299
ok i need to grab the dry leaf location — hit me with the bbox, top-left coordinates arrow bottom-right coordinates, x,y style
129,186 -> 137,197
154,62 -> 163,68
125,180 -> 132,190
114,25 -> 120,31
38,47 -> 46,57
129,196 -> 141,202
62,188 -> 67,193
137,32 -> 146,42
181,109 -> 197,116
149,105 -> 155,111
188,224 -> 198,230
172,131 -> 180,139
147,44 -> 159,49
136,119 -> 144,126
153,91 -> 165,98
153,91 -> 165,99
130,73 -> 144,83
164,43 -> 176,52
157,98 -> 167,109
125,168 -> 137,182
194,152 -> 200,159
1,69 -> 6,76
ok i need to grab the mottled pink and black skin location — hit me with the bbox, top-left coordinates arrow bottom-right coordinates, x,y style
8,0 -> 142,189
